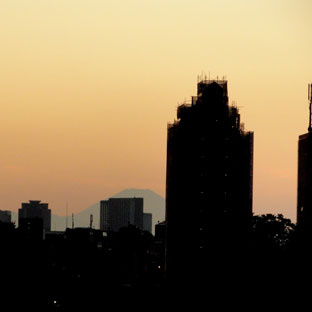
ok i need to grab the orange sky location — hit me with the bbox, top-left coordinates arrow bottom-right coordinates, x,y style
0,0 -> 311,221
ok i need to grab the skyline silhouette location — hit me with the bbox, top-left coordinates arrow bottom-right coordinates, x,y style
0,1 -> 312,308
6,188 -> 165,233
1,78 -> 312,308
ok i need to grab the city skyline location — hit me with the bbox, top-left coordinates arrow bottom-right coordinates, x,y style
0,1 -> 312,222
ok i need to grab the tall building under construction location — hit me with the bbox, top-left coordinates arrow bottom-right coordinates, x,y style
165,78 -> 254,283
297,84 -> 312,240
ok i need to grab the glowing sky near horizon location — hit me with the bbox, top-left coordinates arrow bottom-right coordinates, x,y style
0,0 -> 311,220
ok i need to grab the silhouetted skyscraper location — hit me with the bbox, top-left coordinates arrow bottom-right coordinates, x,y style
297,84 -> 312,240
18,200 -> 51,232
165,78 -> 253,282
100,198 -> 143,232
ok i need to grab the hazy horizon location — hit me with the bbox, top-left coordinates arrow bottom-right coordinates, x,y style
9,187 -> 164,216
1,0 -> 312,222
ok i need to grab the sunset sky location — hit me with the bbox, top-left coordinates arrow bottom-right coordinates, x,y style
0,0 -> 311,221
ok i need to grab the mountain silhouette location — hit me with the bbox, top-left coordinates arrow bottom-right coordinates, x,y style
111,188 -> 165,228
12,189 -> 165,234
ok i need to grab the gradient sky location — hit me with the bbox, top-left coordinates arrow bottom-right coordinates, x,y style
0,0 -> 311,221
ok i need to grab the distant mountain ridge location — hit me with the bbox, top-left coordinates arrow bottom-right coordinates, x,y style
12,189 -> 165,235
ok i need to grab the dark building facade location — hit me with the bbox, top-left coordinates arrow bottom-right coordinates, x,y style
0,210 -> 12,223
165,79 -> 254,282
297,133 -> 312,234
297,84 -> 312,240
18,218 -> 44,241
18,200 -> 51,233
100,198 -> 144,232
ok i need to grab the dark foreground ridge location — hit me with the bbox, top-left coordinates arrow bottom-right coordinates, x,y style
0,213 -> 310,310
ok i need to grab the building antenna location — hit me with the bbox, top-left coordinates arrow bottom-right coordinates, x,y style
90,214 -> 93,229
66,201 -> 68,229
309,83 -> 312,132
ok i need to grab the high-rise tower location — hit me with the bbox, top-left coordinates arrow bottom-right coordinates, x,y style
100,198 -> 144,232
297,84 -> 312,240
18,200 -> 51,232
165,78 -> 254,283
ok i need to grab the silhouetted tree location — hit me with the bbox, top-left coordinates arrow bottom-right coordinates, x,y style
251,214 -> 296,252
246,214 -> 299,291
